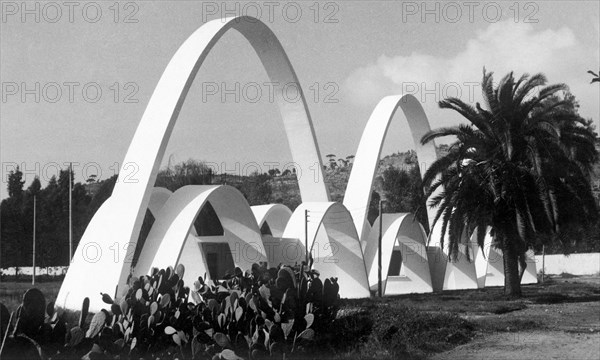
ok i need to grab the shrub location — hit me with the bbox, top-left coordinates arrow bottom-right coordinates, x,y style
0,262 -> 340,360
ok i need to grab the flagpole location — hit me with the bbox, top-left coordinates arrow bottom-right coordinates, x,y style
69,163 -> 73,262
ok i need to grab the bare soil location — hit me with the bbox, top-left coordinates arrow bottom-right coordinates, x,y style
431,277 -> 600,360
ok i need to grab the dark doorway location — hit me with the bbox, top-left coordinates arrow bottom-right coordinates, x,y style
388,250 -> 403,276
200,242 -> 234,279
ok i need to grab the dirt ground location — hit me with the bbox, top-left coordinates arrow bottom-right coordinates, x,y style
431,277 -> 600,360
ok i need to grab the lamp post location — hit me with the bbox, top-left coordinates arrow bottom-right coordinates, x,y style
305,209 -> 309,264
378,199 -> 384,297
69,163 -> 73,262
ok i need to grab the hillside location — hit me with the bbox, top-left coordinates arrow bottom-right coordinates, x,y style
269,151 -> 418,208
84,142 -> 600,211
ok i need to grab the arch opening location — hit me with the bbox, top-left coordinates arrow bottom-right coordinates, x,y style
132,185 -> 265,288
364,213 -> 433,295
280,202 -> 370,299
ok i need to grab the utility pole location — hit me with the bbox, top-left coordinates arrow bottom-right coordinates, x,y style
69,163 -> 73,262
378,200 -> 383,297
305,209 -> 309,264
32,195 -> 36,285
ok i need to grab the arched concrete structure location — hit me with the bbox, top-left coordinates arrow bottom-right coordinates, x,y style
251,204 -> 292,238
343,94 -> 438,242
427,241 -> 479,291
134,185 -> 265,287
473,228 -> 537,288
253,204 -> 293,267
280,202 -> 370,299
424,224 -> 479,291
342,94 -> 477,291
364,214 -> 433,295
58,16 -> 329,311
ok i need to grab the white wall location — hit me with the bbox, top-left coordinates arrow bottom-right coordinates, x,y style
1,266 -> 68,276
535,253 -> 600,276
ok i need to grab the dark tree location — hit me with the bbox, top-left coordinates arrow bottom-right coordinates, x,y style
7,167 -> 25,198
421,69 -> 598,296
381,166 -> 429,233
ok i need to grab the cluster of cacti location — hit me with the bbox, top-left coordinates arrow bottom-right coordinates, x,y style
0,262 -> 340,359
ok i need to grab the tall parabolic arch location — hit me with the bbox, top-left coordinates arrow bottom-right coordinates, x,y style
57,16 -> 331,311
57,16 -> 513,312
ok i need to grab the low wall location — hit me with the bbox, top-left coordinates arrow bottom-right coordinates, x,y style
1,266 -> 68,276
535,253 -> 600,276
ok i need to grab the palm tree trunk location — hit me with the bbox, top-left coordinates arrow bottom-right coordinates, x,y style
518,253 -> 527,282
503,240 -> 522,297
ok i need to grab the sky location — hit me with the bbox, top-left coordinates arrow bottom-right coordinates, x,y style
1,0 -> 599,199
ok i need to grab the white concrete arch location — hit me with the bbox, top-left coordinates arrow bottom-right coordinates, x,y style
427,243 -> 479,292
58,16 -> 329,311
364,213 -> 433,295
342,94 -> 478,292
251,204 -> 292,238
134,185 -> 266,287
56,196 -> 115,311
473,227 -> 537,288
280,202 -> 370,299
343,94 -> 437,243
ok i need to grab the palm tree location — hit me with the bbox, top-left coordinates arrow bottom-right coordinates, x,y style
420,69 -> 598,297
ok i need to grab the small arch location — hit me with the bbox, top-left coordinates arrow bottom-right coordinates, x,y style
473,227 -> 537,288
427,241 -> 479,292
251,204 -> 292,238
134,185 -> 266,286
280,202 -> 370,299
364,213 -> 433,295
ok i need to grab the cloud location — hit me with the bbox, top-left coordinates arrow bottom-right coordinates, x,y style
344,20 -> 599,127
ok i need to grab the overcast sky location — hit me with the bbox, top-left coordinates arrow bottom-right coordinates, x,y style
1,0 -> 599,199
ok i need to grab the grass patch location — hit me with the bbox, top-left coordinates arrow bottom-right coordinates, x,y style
491,303 -> 527,314
473,318 -> 545,333
319,304 -> 475,360
532,292 -> 569,304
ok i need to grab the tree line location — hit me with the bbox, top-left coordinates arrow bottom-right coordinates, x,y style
0,160 -> 281,269
0,168 -> 108,269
